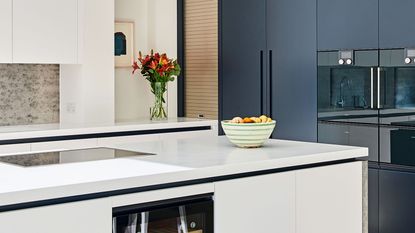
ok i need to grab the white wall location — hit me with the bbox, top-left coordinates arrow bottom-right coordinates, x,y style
60,0 -> 115,125
115,0 -> 178,122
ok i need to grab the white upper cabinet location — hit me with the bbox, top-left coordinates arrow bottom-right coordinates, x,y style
13,0 -> 78,64
0,0 -> 12,63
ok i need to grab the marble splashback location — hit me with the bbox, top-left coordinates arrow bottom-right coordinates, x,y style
0,64 -> 59,126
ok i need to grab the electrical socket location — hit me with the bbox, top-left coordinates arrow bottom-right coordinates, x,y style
66,103 -> 76,113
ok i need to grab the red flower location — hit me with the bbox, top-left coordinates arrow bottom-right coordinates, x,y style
132,61 -> 139,74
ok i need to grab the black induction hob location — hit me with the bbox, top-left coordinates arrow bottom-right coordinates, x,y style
0,148 -> 153,167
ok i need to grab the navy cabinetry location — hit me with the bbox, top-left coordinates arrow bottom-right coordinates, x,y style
268,0 -> 317,141
317,0 -> 378,50
220,0 -> 317,142
379,168 -> 415,233
369,167 -> 379,233
379,0 -> 415,49
220,0 -> 267,120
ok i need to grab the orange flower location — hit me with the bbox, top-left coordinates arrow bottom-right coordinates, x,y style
149,60 -> 158,70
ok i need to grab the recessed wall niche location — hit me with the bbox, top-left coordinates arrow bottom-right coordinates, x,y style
0,64 -> 59,126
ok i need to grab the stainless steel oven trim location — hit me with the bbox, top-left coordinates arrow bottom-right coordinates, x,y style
370,67 -> 375,109
377,67 -> 381,109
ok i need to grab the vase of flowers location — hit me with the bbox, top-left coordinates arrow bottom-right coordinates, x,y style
133,50 -> 181,120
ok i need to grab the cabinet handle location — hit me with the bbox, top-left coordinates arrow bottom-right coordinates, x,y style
260,50 -> 264,115
370,68 -> 374,109
269,50 -> 273,117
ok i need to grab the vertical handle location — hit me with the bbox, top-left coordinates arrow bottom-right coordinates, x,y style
141,212 -> 149,233
260,50 -> 264,115
370,67 -> 374,109
269,50 -> 273,117
377,67 -> 381,109
178,206 -> 189,233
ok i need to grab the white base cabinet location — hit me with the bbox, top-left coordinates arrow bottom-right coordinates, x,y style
0,198 -> 112,233
215,171 -> 296,233
215,162 -> 363,233
296,162 -> 363,233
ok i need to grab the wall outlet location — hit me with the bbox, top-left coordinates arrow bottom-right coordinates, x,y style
66,103 -> 76,113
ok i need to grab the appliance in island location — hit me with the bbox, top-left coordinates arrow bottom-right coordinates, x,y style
318,48 -> 415,232
113,195 -> 213,233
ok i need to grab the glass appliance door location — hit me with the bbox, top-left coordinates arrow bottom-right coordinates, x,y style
318,50 -> 379,123
318,50 -> 380,162
113,195 -> 213,233
379,49 -> 415,165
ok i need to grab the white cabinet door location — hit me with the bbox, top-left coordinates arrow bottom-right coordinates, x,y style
296,162 -> 363,233
0,0 -> 12,63
0,198 -> 112,233
97,135 -> 159,148
159,130 -> 216,140
0,144 -> 31,155
13,0 -> 78,64
215,172 -> 295,233
31,139 -> 97,152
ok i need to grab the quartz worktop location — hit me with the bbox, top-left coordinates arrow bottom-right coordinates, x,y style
0,136 -> 367,208
0,118 -> 217,142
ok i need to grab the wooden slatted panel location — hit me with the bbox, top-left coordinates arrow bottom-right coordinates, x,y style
184,0 -> 218,119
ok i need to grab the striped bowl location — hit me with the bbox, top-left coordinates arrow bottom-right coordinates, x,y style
221,120 -> 276,148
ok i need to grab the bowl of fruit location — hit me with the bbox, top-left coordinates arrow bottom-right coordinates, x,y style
221,115 -> 276,148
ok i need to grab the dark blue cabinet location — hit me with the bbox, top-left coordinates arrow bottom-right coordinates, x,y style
379,168 -> 415,233
369,167 -> 379,233
317,0 -> 378,50
379,0 -> 415,49
220,0 -> 267,120
268,0 -> 317,141
220,0 -> 317,142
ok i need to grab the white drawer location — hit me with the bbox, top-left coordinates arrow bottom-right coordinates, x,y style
160,129 -> 216,140
97,135 -> 159,147
31,139 -> 97,152
0,144 -> 31,155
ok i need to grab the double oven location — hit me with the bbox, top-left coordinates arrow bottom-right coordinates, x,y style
318,48 -> 415,232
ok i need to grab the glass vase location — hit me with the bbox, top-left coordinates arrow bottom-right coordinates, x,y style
150,82 -> 168,120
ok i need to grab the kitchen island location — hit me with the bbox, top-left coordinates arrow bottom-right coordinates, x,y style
0,136 -> 367,233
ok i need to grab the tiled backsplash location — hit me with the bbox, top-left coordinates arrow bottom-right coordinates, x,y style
0,64 -> 59,126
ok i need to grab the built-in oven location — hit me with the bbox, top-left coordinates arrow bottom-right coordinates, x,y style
318,48 -> 415,233
112,195 -> 213,233
318,49 -> 380,162
378,49 -> 415,165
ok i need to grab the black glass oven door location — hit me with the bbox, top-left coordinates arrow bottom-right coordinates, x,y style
379,49 -> 415,126
318,50 -> 379,125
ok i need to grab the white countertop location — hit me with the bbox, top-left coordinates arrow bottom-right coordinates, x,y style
0,136 -> 367,207
0,118 -> 217,141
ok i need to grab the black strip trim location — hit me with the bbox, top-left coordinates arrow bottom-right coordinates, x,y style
0,126 -> 212,146
318,120 -> 379,128
379,162 -> 415,173
318,111 -> 415,122
0,158 -> 360,213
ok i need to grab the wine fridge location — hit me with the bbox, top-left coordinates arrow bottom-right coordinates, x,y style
112,194 -> 213,233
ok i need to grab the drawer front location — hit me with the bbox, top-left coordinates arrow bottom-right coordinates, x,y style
31,139 -> 97,152
0,144 -> 31,155
97,135 -> 159,147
